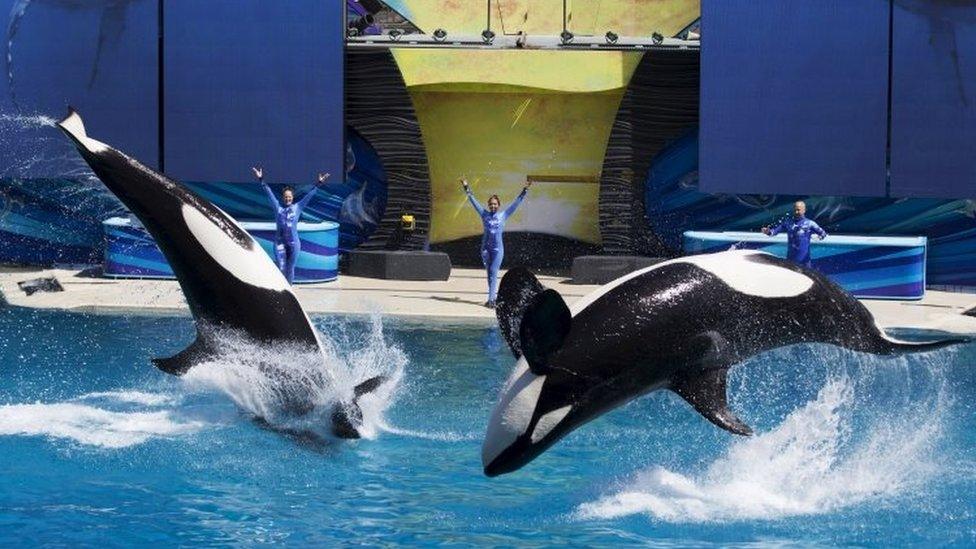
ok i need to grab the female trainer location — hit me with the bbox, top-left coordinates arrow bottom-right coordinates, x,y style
461,178 -> 531,308
253,166 -> 329,284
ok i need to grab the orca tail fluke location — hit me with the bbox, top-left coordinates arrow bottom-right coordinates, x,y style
496,267 -> 547,358
152,336 -> 212,376
56,107 -> 108,154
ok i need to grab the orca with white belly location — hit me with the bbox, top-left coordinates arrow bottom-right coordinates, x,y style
57,107 -> 384,439
483,249 -> 962,476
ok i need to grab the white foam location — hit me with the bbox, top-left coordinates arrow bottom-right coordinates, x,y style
576,368 -> 947,523
181,317 -> 405,440
379,423 -> 480,443
76,390 -> 175,407
0,402 -> 205,449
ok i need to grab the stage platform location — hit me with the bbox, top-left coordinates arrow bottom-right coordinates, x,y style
2,265 -> 975,337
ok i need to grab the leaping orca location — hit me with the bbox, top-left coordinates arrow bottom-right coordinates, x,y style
57,107 -> 383,439
482,250 -> 962,476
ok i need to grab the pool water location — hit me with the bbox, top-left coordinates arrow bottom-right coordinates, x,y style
1,307 -> 974,545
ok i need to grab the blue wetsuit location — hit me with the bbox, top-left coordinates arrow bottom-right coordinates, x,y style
768,215 -> 827,268
466,188 -> 528,303
260,181 -> 321,283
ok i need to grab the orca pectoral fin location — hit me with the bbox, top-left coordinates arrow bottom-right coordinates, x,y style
520,289 -> 572,375
496,267 -> 546,357
353,375 -> 389,398
152,336 -> 212,376
671,368 -> 753,436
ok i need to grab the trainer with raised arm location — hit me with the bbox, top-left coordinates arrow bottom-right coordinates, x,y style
762,200 -> 827,269
462,178 -> 531,308
253,167 -> 330,284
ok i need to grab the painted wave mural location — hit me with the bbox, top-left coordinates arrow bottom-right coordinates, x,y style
645,127 -> 976,287
0,125 -> 387,266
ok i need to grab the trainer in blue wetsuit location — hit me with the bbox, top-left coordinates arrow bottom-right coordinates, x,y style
462,178 -> 531,308
763,200 -> 827,268
252,167 -> 330,284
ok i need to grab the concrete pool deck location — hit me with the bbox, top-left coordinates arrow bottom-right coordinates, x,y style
2,265 -> 976,335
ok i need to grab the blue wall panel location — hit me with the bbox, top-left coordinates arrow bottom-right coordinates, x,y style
163,1 -> 344,185
700,1 -> 889,197
0,0 -> 159,176
890,1 -> 976,198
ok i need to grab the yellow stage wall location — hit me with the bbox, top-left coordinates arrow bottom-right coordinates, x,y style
384,1 -> 699,245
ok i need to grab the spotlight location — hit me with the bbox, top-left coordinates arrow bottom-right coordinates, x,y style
652,32 -> 664,45
481,29 -> 496,44
432,28 -> 447,42
348,13 -> 374,37
605,31 -> 618,45
560,30 -> 574,44
388,28 -> 403,41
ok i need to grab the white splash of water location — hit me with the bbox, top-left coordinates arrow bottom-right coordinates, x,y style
378,422 -> 480,442
577,351 -> 953,523
77,390 -> 176,407
0,401 -> 204,449
180,317 -> 407,440
0,112 -> 56,128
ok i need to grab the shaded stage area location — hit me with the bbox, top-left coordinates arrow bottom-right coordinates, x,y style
431,233 -> 601,271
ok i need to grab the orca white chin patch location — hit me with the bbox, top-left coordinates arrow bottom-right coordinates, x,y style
181,204 -> 289,292
531,405 -> 571,443
482,357 -> 545,467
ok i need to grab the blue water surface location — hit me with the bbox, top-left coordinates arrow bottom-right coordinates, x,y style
0,306 -> 974,546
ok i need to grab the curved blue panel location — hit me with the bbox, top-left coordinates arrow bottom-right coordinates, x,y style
890,1 -> 976,198
0,178 -> 123,264
683,231 -> 927,300
645,128 -> 976,287
184,127 -> 388,253
0,0 -> 159,176
103,217 -> 339,283
163,0 -> 343,184
700,0 -> 889,196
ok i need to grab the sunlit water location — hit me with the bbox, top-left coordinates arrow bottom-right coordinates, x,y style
0,307 -> 974,545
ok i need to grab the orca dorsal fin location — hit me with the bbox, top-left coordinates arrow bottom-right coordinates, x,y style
671,368 -> 753,436
496,267 -> 547,357
519,289 -> 572,375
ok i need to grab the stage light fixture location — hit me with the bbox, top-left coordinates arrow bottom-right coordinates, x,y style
347,13 -> 374,37
481,29 -> 496,44
560,30 -> 574,44
389,28 -> 403,41
433,28 -> 448,42
652,32 -> 664,45
605,31 -> 618,45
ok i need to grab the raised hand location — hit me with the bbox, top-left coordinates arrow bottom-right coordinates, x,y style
317,172 -> 331,185
251,166 -> 263,180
